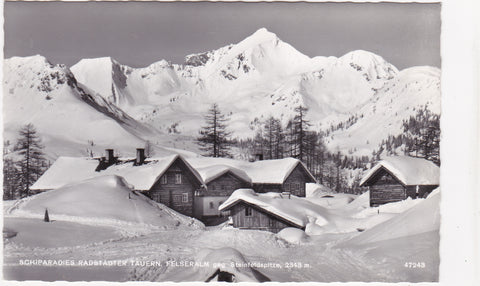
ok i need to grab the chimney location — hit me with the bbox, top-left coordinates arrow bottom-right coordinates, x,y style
106,149 -> 114,164
255,153 -> 264,161
135,148 -> 146,165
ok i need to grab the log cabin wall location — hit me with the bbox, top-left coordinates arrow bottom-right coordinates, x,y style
252,183 -> 282,194
205,173 -> 251,196
366,168 -> 406,207
148,158 -> 201,217
283,164 -> 310,197
229,202 -> 299,233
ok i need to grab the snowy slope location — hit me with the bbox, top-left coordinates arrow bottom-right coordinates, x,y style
324,66 -> 441,155
3,55 -> 203,159
2,56 -> 148,158
344,188 -> 440,245
8,175 -> 204,230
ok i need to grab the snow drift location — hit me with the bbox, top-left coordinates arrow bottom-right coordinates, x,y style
8,175 -> 204,230
160,247 -> 269,282
344,188 -> 440,245
277,228 -> 310,244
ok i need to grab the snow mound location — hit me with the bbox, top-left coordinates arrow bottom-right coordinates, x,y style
343,191 -> 370,211
307,193 -> 358,209
353,196 -> 424,218
345,188 -> 440,245
162,247 -> 268,282
277,228 -> 310,244
9,175 -> 204,230
306,183 -> 332,197
219,189 -> 329,228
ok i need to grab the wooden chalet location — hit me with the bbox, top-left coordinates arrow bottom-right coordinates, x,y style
194,165 -> 252,222
30,149 -> 204,217
247,158 -> 316,197
187,157 -> 317,198
359,156 -> 440,207
219,189 -> 310,233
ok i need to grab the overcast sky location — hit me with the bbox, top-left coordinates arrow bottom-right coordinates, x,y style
4,1 -> 440,70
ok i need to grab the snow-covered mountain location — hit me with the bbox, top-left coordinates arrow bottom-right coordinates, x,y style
2,55 -> 192,159
4,28 -> 440,158
70,28 -> 400,136
323,66 -> 441,156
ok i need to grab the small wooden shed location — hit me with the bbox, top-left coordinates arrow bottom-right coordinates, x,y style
248,158 -> 317,197
218,189 -> 306,233
359,156 -> 439,207
193,165 -> 252,223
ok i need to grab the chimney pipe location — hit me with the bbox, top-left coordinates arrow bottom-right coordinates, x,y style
135,148 -> 146,165
106,149 -> 114,164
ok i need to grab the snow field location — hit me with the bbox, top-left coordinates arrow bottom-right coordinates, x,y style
8,175 -> 204,232
3,173 -> 440,282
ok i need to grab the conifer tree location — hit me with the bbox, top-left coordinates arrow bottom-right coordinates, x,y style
14,124 -> 47,197
197,104 -> 233,157
291,105 -> 311,162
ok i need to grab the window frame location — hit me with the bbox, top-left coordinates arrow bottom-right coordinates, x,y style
175,173 -> 182,184
245,207 -> 252,217
160,175 -> 168,185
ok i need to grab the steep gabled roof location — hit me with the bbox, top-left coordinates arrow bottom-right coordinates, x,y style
196,165 -> 251,185
187,157 -> 316,185
30,157 -> 100,190
31,154 -> 203,191
248,158 -> 316,184
219,189 -> 328,228
360,156 -> 440,187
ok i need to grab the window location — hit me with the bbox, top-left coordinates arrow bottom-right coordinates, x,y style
245,207 -> 252,217
175,173 -> 182,184
209,202 -> 215,209
182,193 -> 188,203
160,175 -> 168,184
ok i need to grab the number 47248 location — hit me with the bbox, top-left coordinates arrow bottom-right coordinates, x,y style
404,262 -> 426,268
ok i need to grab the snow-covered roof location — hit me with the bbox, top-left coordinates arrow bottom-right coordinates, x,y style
248,158 -> 315,184
196,165 -> 251,184
360,156 -> 440,186
31,154 -> 203,191
187,157 -> 316,185
219,189 -> 329,228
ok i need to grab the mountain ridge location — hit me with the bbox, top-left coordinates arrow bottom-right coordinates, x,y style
4,28 -> 441,159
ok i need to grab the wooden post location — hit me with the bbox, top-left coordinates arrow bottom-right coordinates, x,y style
44,208 -> 50,222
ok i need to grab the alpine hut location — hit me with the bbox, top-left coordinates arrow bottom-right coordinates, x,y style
30,149 -> 204,217
359,156 -> 440,207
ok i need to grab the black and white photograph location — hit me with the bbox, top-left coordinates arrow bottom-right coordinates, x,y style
1,0 -> 477,284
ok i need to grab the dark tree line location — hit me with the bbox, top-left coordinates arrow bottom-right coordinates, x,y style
197,103 -> 440,193
239,106 -> 371,193
3,124 -> 49,200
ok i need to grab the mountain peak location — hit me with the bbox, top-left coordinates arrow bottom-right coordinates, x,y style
5,54 -> 52,68
73,56 -> 120,67
243,28 -> 278,44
